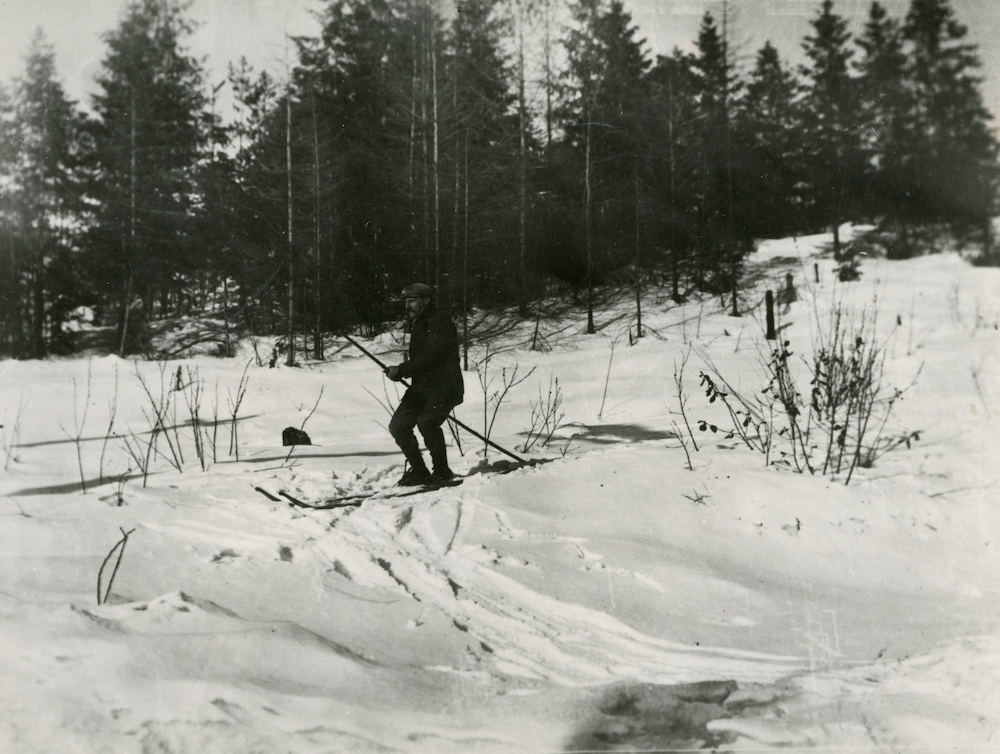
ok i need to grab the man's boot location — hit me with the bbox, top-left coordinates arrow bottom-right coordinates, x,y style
426,436 -> 455,483
398,452 -> 431,487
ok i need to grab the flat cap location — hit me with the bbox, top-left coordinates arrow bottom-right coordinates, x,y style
400,283 -> 433,299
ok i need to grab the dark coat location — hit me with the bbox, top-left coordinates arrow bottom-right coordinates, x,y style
399,305 -> 464,406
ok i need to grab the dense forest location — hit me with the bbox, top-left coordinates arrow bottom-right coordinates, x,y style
1,0 -> 997,360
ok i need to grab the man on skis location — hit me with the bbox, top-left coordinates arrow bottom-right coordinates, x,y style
384,283 -> 464,486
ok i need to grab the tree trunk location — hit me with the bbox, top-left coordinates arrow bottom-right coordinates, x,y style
517,4 -> 529,318
723,1 -> 738,320
408,8 -> 418,197
420,10 -> 431,282
451,60 -> 460,310
431,28 -> 441,294
542,0 -> 554,149
30,234 -> 45,358
634,165 -> 642,339
463,130 -> 470,371
118,266 -> 133,358
1,239 -> 16,356
312,89 -> 323,360
286,88 -> 295,367
668,73 -> 681,303
730,262 -> 740,317
585,108 -> 595,335
222,276 -> 231,355
723,0 -> 734,246
118,93 -> 137,359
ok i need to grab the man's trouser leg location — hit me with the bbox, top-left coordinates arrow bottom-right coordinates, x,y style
417,402 -> 457,478
389,392 -> 430,475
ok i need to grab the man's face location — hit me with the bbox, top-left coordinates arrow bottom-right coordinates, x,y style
404,296 -> 428,319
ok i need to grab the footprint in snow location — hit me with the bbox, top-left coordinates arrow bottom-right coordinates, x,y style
211,548 -> 239,563
782,519 -> 802,535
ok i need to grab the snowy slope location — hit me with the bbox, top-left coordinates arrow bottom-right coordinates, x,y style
1,228 -> 998,752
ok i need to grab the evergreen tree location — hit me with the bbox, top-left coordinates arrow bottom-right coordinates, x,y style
643,50 -> 703,301
407,1 -> 446,294
225,65 -> 320,345
0,83 -> 18,357
594,0 -> 651,327
561,0 -> 649,332
85,0 -> 209,355
451,0 -> 519,307
6,30 -> 85,357
292,58 -> 347,354
188,110 -> 243,354
855,2 -> 909,226
308,0 -> 419,325
739,41 -> 803,238
212,60 -> 285,334
800,0 -> 862,259
902,0 -> 998,231
691,8 -> 749,311
507,0 -> 537,316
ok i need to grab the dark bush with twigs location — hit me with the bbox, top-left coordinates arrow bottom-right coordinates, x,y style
698,303 -> 919,485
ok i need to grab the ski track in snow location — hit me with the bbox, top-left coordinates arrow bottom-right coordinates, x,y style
3,227 -> 1000,751
283,473 -> 807,687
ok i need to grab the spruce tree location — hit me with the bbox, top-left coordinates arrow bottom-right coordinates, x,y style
561,0 -> 649,332
310,0 -> 417,325
451,0 -> 518,308
0,83 -> 18,357
800,0 -> 862,260
86,0 -> 209,355
739,41 -> 803,238
8,30 -> 85,357
692,9 -> 747,309
855,2 -> 909,227
902,0 -> 998,233
643,50 -> 702,301
216,60 -> 285,334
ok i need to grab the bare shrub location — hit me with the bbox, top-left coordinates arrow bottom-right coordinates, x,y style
120,427 -> 148,485
97,527 -> 136,605
804,305 -> 920,483
61,361 -> 94,493
227,361 -> 252,461
133,361 -> 184,473
597,338 -> 617,420
1,392 -> 26,471
475,344 -> 535,459
204,377 -> 222,464
698,302 -> 918,484
180,366 -> 209,471
673,347 -> 699,453
698,372 -> 773,459
113,470 -> 129,507
521,376 -> 566,453
99,364 -> 120,486
671,420 -> 694,471
121,361 -> 251,483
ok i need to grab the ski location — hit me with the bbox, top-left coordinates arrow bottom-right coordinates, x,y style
387,477 -> 464,499
255,478 -> 464,510
280,490 -> 366,509
254,457 -> 553,510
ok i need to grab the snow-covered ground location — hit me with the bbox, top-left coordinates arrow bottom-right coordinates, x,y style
1,228 -> 998,752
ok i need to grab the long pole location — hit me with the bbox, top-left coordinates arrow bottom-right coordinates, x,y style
339,332 -> 525,464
